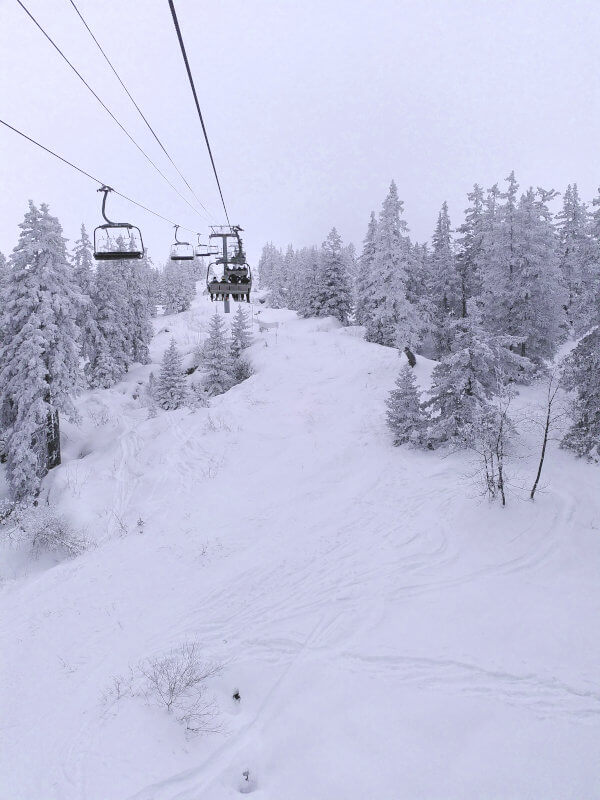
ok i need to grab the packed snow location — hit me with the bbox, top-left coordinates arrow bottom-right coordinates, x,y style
1,289 -> 600,799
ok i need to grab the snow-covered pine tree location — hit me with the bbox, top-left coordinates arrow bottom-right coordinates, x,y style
344,242 -> 358,284
455,184 -> 485,317
481,174 -> 564,368
355,212 -> 377,326
556,184 -> 595,331
230,304 -> 252,358
296,247 -> 322,319
257,242 -> 283,290
86,260 -> 130,388
511,188 -> 564,363
425,201 -> 459,358
386,363 -> 424,446
199,312 -> 234,396
561,327 -> 600,460
70,223 -> 98,363
121,244 -> 153,364
315,228 -> 353,324
72,223 -> 94,297
423,312 -> 515,448
0,202 -> 81,499
267,244 -> 291,308
162,261 -> 196,314
0,251 -> 9,294
155,339 -> 188,410
365,181 -> 418,351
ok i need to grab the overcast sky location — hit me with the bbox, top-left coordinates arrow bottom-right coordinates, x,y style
1,0 -> 599,266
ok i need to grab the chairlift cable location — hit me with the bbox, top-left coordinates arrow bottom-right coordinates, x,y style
16,0 -> 211,225
0,117 -> 197,234
167,0 -> 231,226
65,0 -> 217,224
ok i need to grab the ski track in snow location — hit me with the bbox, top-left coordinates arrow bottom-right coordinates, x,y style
2,295 -> 600,800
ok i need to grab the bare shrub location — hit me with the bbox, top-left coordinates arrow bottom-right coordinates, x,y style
14,505 -> 87,558
466,391 -> 515,506
139,642 -> 221,735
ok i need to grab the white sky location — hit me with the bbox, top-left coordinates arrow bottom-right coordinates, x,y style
1,0 -> 599,265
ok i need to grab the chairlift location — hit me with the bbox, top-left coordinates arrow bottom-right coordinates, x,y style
206,262 -> 252,304
195,234 -> 219,259
93,186 -> 144,261
170,225 -> 195,261
206,224 -> 252,302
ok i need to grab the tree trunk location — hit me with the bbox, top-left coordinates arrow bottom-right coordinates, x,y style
530,406 -> 551,500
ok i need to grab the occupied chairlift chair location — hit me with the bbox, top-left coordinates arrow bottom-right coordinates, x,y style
206,225 -> 252,306
93,186 -> 144,261
170,225 -> 195,261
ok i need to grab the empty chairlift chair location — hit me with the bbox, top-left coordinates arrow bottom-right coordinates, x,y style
93,186 -> 144,260
170,225 -> 195,261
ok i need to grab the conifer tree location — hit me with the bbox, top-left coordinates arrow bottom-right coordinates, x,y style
480,175 -> 563,367
423,313 -> 516,447
0,251 -> 9,295
0,202 -> 81,499
155,339 -> 188,410
365,181 -> 417,350
561,327 -> 600,460
355,212 -> 377,326
162,261 -> 196,314
86,260 -> 129,388
315,228 -> 352,324
425,201 -> 459,357
556,184 -> 594,330
71,223 -> 98,363
386,363 -> 424,446
296,247 -> 322,319
257,242 -> 283,290
455,184 -> 485,317
230,304 -> 252,358
121,246 -> 153,364
199,312 -> 234,396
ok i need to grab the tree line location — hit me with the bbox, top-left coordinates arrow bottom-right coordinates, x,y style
257,173 -> 600,487
0,201 -> 199,500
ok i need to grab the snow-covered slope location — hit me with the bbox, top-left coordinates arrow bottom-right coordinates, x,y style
2,291 -> 600,799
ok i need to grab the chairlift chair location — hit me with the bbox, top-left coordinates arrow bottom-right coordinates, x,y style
93,186 -> 144,261
206,224 -> 252,301
170,225 -> 195,261
195,234 -> 219,259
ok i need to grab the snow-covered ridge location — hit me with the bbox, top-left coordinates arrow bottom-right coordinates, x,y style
1,291 -> 599,799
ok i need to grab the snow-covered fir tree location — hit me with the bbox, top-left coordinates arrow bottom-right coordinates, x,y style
0,202 -> 81,499
455,184 -> 485,317
0,251 -> 9,295
423,312 -> 517,447
155,339 -> 188,410
425,201 -> 459,358
257,242 -> 283,290
355,212 -> 377,327
198,312 -> 234,396
70,223 -> 97,363
121,248 -> 153,365
561,327 -> 600,460
162,261 -> 196,314
555,184 -> 595,331
480,174 -> 564,368
296,247 -> 322,319
386,363 -> 425,446
315,228 -> 352,324
365,181 -> 417,350
86,260 -> 130,388
230,304 -> 252,358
